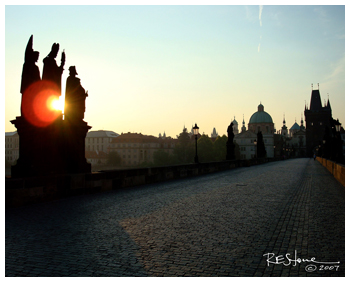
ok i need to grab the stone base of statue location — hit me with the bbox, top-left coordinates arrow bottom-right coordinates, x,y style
226,142 -> 235,161
11,116 -> 65,178
62,118 -> 91,174
11,116 -> 91,178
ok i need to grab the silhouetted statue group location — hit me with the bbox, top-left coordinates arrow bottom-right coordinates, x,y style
12,35 -> 91,177
20,35 -> 87,123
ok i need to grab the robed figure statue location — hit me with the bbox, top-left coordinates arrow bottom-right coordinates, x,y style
20,35 -> 41,115
226,122 -> 235,160
227,122 -> 234,144
64,66 -> 88,122
42,43 -> 65,94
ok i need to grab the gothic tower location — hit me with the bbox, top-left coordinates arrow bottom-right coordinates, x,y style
304,84 -> 332,157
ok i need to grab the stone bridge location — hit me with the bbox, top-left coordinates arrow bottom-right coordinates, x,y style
5,158 -> 345,277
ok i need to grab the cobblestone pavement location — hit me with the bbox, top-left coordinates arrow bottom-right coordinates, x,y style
5,158 -> 345,277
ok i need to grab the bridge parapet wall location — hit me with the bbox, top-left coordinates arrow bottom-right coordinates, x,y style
5,158 -> 277,208
316,157 -> 345,187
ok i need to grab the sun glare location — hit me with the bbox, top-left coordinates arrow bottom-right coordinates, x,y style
22,80 -> 62,127
50,96 -> 64,112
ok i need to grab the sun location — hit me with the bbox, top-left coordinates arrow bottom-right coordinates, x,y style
49,96 -> 65,112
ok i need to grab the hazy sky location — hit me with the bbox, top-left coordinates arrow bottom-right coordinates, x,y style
4,4 -> 346,138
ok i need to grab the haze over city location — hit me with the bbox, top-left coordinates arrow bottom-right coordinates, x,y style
4,3 -> 345,138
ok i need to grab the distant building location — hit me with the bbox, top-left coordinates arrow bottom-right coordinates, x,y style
232,117 -> 239,135
275,115 -> 306,158
5,132 -> 19,164
211,128 -> 218,139
85,150 -> 108,165
109,132 -> 176,166
286,129 -> 306,157
85,130 -> 119,153
159,132 -> 167,139
235,103 -> 275,159
289,120 -> 300,137
235,130 -> 258,160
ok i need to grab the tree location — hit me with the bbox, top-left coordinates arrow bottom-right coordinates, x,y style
197,134 -> 215,162
173,127 -> 193,164
213,135 -> 227,161
107,151 -> 122,166
153,150 -> 174,167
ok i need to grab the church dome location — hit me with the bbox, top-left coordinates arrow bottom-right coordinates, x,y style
249,104 -> 273,124
290,122 -> 300,130
232,116 -> 238,125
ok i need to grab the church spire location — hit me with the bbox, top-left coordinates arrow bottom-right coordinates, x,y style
241,114 -> 246,132
326,93 -> 332,110
300,113 -> 305,130
281,114 -> 288,136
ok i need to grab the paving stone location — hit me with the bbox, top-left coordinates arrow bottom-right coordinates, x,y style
5,159 -> 344,277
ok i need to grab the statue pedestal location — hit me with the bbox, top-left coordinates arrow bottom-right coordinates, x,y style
62,119 -> 91,174
226,142 -> 235,161
11,116 -> 91,178
11,116 -> 65,177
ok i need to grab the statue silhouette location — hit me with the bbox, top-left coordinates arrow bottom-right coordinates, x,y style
20,35 -> 41,115
42,43 -> 65,93
227,122 -> 234,144
257,131 -> 266,158
64,66 -> 88,122
226,122 -> 235,160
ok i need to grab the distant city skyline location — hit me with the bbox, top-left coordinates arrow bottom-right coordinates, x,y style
5,4 -> 345,138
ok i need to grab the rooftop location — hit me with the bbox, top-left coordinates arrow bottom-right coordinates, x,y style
87,130 -> 119,138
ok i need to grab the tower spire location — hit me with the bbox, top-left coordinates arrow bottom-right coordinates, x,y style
241,114 -> 246,132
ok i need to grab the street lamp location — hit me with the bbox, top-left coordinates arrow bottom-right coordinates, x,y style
334,119 -> 342,163
193,123 -> 199,164
335,119 -> 341,133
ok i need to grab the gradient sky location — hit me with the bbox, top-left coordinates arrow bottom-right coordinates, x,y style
4,4 -> 346,138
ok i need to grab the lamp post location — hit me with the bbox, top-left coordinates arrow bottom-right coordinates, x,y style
334,119 -> 342,163
193,123 -> 199,164
335,119 -> 341,133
